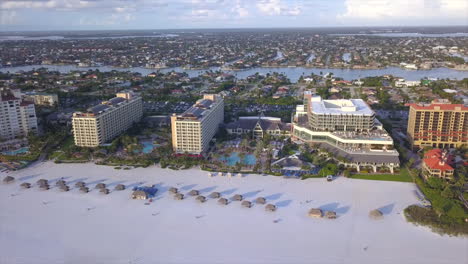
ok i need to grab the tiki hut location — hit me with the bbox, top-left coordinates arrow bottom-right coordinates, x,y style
174,193 -> 184,200
308,208 -> 323,218
188,190 -> 199,196
132,190 -> 147,200
265,204 -> 276,212
20,182 -> 31,189
114,184 -> 125,191
3,176 -> 15,184
226,172 -> 232,178
100,188 -> 110,195
369,209 -> 384,220
39,184 -> 50,190
207,172 -> 213,178
36,179 -> 48,186
218,198 -> 228,205
255,197 -> 266,204
217,172 -> 223,177
75,181 -> 86,188
79,186 -> 89,193
168,187 -> 178,194
241,201 -> 252,208
59,185 -> 70,192
237,173 -> 243,178
95,183 -> 106,189
56,180 -> 66,186
196,195 -> 206,203
325,211 -> 337,219
209,192 -> 221,199
231,194 -> 243,201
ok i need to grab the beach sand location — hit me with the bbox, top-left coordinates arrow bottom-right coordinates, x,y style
0,162 -> 466,264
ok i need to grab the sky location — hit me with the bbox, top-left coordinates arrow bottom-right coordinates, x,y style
0,0 -> 467,31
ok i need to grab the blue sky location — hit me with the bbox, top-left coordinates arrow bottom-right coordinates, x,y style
0,0 -> 467,31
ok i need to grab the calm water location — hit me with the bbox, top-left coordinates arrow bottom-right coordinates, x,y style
219,152 -> 256,166
2,147 -> 29,156
1,64 -> 467,82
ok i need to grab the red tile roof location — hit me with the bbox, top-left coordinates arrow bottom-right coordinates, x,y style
406,103 -> 468,111
423,149 -> 454,172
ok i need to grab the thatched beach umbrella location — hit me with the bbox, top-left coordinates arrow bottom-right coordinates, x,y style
168,187 -> 178,194
209,192 -> 221,199
207,172 -> 213,178
226,172 -> 232,178
237,173 -> 243,178
255,197 -> 266,204
369,209 -> 384,220
20,182 -> 31,189
75,181 -> 86,188
231,194 -> 243,201
95,183 -> 106,189
100,188 -> 110,195
132,190 -> 147,200
79,186 -> 89,193
36,179 -> 48,185
114,184 -> 125,191
59,185 -> 70,192
3,176 -> 15,184
39,184 -> 50,190
241,201 -> 252,208
218,198 -> 228,205
325,211 -> 337,219
196,195 -> 206,203
308,208 -> 323,218
189,190 -> 199,196
174,193 -> 184,200
56,180 -> 66,186
265,204 -> 276,212
217,172 -> 223,177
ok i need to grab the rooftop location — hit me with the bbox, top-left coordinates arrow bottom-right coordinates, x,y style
406,103 -> 468,111
310,96 -> 374,116
74,92 -> 139,117
176,94 -> 221,121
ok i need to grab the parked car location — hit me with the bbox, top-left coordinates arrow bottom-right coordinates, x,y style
326,175 -> 333,182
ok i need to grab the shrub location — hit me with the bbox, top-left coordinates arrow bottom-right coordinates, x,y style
404,205 -> 468,236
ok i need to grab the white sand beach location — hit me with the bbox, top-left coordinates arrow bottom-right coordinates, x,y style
0,162 -> 466,264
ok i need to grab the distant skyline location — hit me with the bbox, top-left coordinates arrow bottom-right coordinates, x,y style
0,0 -> 467,31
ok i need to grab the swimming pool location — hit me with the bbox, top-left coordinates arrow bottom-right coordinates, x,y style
219,152 -> 256,166
2,147 -> 29,156
136,141 -> 160,154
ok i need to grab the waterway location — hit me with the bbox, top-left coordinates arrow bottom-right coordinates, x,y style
1,64 -> 467,82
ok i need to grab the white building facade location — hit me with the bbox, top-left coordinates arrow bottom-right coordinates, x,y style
0,89 -> 38,140
171,94 -> 224,155
72,92 -> 143,147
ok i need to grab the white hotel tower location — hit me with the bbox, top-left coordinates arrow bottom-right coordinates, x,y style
72,92 -> 143,147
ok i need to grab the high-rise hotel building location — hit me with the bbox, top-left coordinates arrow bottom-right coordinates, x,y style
292,92 -> 399,173
0,89 -> 38,140
72,92 -> 143,147
171,94 -> 224,155
407,101 -> 467,149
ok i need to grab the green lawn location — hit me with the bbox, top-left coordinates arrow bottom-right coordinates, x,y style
350,168 -> 413,182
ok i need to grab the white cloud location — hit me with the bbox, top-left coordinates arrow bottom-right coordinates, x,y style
339,0 -> 468,21
79,12 -> 135,26
0,10 -> 19,25
256,0 -> 302,16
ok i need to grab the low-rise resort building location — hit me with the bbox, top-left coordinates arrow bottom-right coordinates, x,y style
226,115 -> 291,139
422,149 -> 455,180
292,92 -> 400,173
